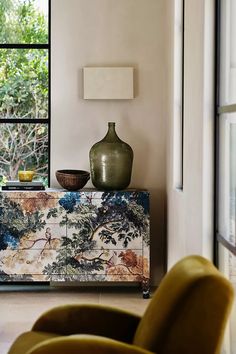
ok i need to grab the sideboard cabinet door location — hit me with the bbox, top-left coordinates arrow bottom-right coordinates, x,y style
0,190 -> 150,297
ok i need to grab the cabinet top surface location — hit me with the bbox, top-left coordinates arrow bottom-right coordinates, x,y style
0,188 -> 149,197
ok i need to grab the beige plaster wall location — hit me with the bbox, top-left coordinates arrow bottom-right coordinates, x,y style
51,0 -> 168,284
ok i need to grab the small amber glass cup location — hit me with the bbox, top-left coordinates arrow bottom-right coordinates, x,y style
18,171 -> 35,182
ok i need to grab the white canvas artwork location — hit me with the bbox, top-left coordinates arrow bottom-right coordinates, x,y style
83,67 -> 134,99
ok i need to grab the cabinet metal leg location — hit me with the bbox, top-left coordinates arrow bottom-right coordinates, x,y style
141,278 -> 150,299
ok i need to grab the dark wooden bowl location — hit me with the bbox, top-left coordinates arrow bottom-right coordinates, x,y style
56,169 -> 90,191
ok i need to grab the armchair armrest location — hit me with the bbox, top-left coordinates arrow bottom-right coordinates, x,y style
32,304 -> 141,343
27,335 -> 154,354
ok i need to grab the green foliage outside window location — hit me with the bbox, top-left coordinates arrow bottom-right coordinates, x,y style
0,49 -> 48,119
0,0 -> 48,44
0,0 -> 49,184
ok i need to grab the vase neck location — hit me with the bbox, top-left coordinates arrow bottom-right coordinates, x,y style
103,122 -> 121,142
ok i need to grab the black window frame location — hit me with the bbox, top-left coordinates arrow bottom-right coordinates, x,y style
0,0 -> 51,187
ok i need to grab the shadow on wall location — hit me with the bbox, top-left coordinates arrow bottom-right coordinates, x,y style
149,188 -> 167,285
118,117 -> 150,186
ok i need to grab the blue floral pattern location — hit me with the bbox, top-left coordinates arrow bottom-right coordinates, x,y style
0,190 -> 150,285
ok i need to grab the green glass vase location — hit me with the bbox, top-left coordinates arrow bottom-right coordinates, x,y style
89,122 -> 133,190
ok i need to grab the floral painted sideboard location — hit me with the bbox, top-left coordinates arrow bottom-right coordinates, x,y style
0,189 -> 150,297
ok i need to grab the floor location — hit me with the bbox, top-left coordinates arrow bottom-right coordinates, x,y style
0,285 -> 150,354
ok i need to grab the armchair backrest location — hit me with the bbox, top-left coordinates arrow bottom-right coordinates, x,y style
133,255 -> 234,354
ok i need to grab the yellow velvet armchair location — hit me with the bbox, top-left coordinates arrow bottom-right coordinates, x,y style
8,255 -> 234,354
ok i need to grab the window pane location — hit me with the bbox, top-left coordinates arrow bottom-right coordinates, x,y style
0,123 -> 48,183
219,0 -> 236,105
0,0 -> 48,44
0,49 -> 48,119
218,113 -> 236,248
